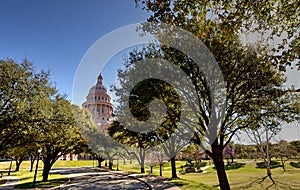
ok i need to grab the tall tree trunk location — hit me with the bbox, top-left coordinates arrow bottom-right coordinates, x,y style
108,158 -> 113,170
280,156 -> 286,172
159,163 -> 163,176
97,156 -> 104,168
42,161 -> 52,182
30,156 -> 35,172
15,159 -> 23,171
140,148 -> 145,173
170,156 -> 177,178
97,159 -> 102,168
211,143 -> 231,190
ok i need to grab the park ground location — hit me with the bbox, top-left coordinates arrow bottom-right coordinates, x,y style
0,159 -> 300,189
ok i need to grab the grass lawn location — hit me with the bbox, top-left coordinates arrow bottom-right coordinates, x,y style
1,159 -> 299,189
0,178 -> 6,186
114,159 -> 300,190
0,160 -> 93,189
11,170 -> 67,189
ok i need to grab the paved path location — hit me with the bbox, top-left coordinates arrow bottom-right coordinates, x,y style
51,167 -> 180,190
0,176 -> 20,189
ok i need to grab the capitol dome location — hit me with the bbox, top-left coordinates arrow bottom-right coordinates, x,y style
82,74 -> 113,130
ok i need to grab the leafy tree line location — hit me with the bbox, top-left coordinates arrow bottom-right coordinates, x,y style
0,59 -> 87,181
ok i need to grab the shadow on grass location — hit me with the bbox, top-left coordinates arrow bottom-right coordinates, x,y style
170,177 -> 218,190
0,178 -> 6,185
232,175 -> 300,190
15,177 -> 68,189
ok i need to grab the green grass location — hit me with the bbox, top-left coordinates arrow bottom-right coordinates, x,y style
0,178 -> 6,186
10,170 -> 67,189
0,160 -> 94,189
114,159 -> 300,190
0,160 -> 94,171
1,159 -> 300,189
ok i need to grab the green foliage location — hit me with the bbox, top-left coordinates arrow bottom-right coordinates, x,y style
224,162 -> 245,170
132,1 -> 300,189
0,58 -> 53,152
74,105 -> 121,167
256,161 -> 281,169
36,96 -> 85,182
290,161 -> 300,168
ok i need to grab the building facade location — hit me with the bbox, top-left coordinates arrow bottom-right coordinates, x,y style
82,73 -> 113,131
61,74 -> 113,161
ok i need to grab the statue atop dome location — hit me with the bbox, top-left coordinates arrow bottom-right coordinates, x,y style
97,74 -> 103,85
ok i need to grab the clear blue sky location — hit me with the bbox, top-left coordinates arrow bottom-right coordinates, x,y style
0,0 -> 149,99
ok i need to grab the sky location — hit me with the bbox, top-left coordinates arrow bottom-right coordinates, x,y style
1,0 -> 299,142
0,0 -> 149,100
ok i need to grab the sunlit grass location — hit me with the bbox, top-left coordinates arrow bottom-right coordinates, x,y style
0,178 -> 6,186
0,160 -> 93,189
10,170 -> 67,189
114,159 -> 300,190
1,159 -> 300,189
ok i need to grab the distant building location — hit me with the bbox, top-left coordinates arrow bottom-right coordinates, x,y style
82,73 -> 114,131
62,74 -> 113,161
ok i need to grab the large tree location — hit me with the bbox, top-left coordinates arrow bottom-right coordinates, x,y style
38,96 -> 84,182
130,1 -> 300,189
0,59 -> 52,152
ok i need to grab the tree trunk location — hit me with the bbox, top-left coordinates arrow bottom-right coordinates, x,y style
140,162 -> 145,173
280,156 -> 286,172
170,156 -> 177,178
108,159 -> 113,170
15,159 -> 23,171
266,159 -> 272,177
97,157 -> 104,168
140,148 -> 145,173
30,156 -> 35,172
42,161 -> 52,182
211,144 -> 231,190
159,163 -> 162,176
97,159 -> 102,168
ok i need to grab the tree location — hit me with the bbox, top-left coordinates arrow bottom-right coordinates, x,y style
0,59 -> 52,152
289,140 -> 300,159
74,105 -> 120,170
223,146 -> 236,165
38,96 -> 84,182
108,121 -> 154,173
131,1 -> 300,189
148,146 -> 165,176
272,140 -> 291,172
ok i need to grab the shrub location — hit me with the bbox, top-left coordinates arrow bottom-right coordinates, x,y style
256,161 -> 281,169
290,161 -> 300,168
224,162 -> 245,170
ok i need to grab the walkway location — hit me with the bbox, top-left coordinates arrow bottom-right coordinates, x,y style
0,176 -> 20,189
51,167 -> 180,190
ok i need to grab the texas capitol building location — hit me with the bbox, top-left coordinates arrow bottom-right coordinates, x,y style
82,73 -> 114,131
